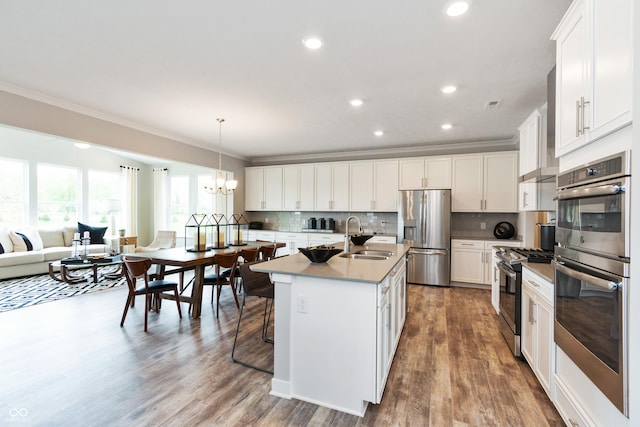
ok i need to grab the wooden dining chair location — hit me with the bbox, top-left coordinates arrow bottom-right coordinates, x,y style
258,244 -> 277,261
121,256 -> 182,332
202,251 -> 240,317
232,261 -> 275,374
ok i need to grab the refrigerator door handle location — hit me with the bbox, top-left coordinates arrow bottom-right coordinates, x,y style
409,249 -> 448,256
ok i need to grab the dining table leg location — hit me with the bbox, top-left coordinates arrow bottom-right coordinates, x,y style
191,264 -> 205,319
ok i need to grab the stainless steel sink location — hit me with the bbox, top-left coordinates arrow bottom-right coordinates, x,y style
354,250 -> 394,257
339,253 -> 389,260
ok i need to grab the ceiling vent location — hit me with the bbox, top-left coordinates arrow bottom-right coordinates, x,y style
484,100 -> 502,110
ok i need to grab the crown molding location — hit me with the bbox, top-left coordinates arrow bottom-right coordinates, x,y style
250,138 -> 518,166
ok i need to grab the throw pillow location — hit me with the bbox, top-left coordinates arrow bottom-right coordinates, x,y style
77,222 -> 108,245
9,228 -> 44,252
0,227 -> 13,253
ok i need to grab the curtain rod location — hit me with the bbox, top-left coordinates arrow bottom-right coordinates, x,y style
120,165 -> 140,170
152,168 -> 168,171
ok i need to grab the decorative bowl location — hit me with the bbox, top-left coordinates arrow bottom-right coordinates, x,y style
298,246 -> 343,263
350,234 -> 373,246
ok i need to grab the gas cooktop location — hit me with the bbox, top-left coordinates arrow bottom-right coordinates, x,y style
510,248 -> 554,264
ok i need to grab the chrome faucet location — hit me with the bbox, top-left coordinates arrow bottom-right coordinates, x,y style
344,215 -> 362,253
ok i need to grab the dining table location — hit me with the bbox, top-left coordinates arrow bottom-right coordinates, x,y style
126,241 -> 285,319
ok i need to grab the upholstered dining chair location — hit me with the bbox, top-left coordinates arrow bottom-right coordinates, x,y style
232,261 -> 275,374
121,256 -> 182,332
202,251 -> 240,317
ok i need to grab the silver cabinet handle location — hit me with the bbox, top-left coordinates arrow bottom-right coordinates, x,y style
581,96 -> 590,132
569,418 -> 580,427
523,191 -> 528,207
529,298 -> 536,324
576,99 -> 581,137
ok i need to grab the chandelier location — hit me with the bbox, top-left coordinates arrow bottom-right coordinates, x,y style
204,118 -> 237,195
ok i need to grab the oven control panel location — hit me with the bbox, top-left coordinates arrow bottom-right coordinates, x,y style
558,152 -> 627,188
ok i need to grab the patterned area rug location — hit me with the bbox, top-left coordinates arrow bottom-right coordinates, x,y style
0,273 -> 126,313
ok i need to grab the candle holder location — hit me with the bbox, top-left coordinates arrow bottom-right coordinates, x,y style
81,236 -> 90,258
210,213 -> 228,249
184,214 -> 213,252
229,214 -> 248,246
72,238 -> 81,258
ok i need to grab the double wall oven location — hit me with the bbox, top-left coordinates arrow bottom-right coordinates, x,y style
554,151 -> 630,416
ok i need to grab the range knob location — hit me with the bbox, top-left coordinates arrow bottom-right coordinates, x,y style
587,167 -> 597,176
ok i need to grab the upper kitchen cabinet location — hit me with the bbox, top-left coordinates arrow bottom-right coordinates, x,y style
350,160 -> 398,212
552,0 -> 632,157
519,106 -> 547,177
245,166 -> 283,211
315,162 -> 349,211
398,156 -> 451,190
452,152 -> 518,213
283,164 -> 315,211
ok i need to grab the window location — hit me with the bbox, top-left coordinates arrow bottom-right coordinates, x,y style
169,176 -> 189,235
37,164 -> 80,228
0,158 -> 27,225
88,170 -> 122,230
197,174 -> 217,214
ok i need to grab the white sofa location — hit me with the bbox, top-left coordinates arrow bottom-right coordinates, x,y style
0,226 -> 109,280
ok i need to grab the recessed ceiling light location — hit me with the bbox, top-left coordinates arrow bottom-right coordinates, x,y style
74,142 -> 90,149
445,1 -> 470,17
374,130 -> 384,136
350,99 -> 364,107
302,37 -> 323,50
441,85 -> 457,94
441,123 -> 453,130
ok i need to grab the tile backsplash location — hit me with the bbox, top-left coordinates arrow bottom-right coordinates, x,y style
451,212 -> 519,240
245,211 -> 398,235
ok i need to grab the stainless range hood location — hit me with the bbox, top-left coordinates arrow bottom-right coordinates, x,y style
520,166 -> 558,183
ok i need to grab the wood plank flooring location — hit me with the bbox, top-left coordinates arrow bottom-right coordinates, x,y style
0,281 -> 563,426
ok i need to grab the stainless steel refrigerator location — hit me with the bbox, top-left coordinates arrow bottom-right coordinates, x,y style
398,189 -> 451,286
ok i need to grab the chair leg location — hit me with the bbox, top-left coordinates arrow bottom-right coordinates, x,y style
262,298 -> 274,344
216,284 -> 221,318
144,294 -> 150,332
231,293 -> 273,375
120,294 -> 133,327
230,281 -> 240,309
173,289 -> 182,319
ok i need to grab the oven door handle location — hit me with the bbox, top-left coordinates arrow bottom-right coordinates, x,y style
554,184 -> 625,201
497,262 -> 517,280
552,260 -> 620,290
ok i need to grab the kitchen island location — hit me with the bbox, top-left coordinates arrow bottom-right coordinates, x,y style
253,242 -> 410,416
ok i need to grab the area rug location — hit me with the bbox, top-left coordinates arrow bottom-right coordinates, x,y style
0,273 -> 126,313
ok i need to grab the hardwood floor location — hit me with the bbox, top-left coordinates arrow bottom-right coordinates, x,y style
0,281 -> 563,426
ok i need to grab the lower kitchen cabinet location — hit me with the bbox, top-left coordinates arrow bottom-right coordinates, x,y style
521,266 -> 554,399
451,240 -> 484,284
275,232 -> 309,256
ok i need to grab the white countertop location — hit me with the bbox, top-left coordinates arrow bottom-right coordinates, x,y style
252,243 -> 410,283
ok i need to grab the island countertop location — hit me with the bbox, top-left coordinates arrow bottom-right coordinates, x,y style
253,242 -> 411,283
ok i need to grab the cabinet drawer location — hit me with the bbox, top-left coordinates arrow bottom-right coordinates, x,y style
523,268 -> 553,305
554,376 -> 596,427
451,240 -> 484,250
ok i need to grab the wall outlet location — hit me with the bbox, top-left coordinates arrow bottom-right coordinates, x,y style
480,222 -> 486,230
264,218 -> 269,223
337,220 -> 342,226
297,295 -> 308,314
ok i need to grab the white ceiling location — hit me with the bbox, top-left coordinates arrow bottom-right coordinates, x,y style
0,0 -> 572,162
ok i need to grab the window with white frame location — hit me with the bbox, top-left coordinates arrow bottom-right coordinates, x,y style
88,170 -> 122,231
169,175 -> 189,236
37,164 -> 80,228
0,158 -> 27,225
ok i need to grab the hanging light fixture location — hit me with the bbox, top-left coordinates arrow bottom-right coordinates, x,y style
204,118 -> 238,195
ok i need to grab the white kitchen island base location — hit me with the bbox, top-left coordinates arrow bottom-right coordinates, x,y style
255,246 -> 407,417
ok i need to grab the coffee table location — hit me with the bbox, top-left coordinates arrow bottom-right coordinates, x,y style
48,257 -> 124,285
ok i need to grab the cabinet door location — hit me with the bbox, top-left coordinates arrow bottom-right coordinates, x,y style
282,166 -> 300,211
484,152 -> 518,212
350,162 -> 374,211
263,167 -> 283,211
298,164 -> 315,211
425,157 -> 452,189
491,248 -> 500,314
554,0 -> 588,156
518,111 -> 541,176
451,248 -> 484,284
314,164 -> 332,210
536,298 -> 554,395
398,159 -> 425,190
245,167 -> 265,211
452,155 -> 483,212
521,283 -> 536,365
483,249 -> 492,285
331,163 -> 350,211
373,160 -> 398,211
590,0 -> 632,139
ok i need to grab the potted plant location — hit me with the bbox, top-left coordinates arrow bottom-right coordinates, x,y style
118,229 -> 126,237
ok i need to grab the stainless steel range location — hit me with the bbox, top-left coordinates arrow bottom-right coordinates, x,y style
496,247 -> 554,357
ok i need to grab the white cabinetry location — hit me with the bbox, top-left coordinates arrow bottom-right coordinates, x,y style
307,233 -> 342,248
552,0 -> 632,157
315,163 -> 349,211
451,240 -> 484,284
282,164 -> 315,211
275,232 -> 309,256
350,160 -> 398,212
452,152 -> 518,213
518,107 -> 546,177
518,181 -> 556,212
521,267 -> 554,399
399,156 -> 451,190
369,235 -> 397,244
245,166 -> 283,211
